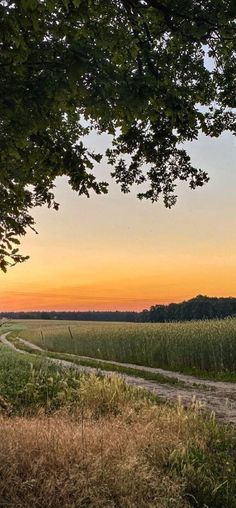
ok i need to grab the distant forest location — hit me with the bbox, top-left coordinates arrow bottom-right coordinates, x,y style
2,295 -> 236,323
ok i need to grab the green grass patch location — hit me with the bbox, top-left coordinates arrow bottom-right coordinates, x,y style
46,351 -> 183,385
174,366 -> 236,382
0,344 -> 157,416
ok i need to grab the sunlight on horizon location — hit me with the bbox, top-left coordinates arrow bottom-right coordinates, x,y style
1,131 -> 236,311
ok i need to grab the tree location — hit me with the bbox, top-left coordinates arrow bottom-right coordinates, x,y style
0,0 -> 235,271
144,295 -> 236,322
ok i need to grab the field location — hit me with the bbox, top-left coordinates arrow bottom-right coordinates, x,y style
1,342 -> 236,507
12,318 -> 236,375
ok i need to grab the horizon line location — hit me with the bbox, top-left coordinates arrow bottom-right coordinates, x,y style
2,294 -> 236,314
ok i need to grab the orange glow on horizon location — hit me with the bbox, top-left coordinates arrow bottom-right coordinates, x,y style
1,133 -> 236,312
2,260 -> 236,312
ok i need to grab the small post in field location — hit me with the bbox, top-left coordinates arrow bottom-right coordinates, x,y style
68,326 -> 73,340
68,326 -> 76,355
41,330 -> 46,350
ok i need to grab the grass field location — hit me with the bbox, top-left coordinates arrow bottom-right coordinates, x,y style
11,317 -> 236,375
0,344 -> 151,415
1,343 -> 236,507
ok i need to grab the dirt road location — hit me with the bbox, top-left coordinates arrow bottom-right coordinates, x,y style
1,333 -> 236,425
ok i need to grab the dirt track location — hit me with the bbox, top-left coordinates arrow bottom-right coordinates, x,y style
1,333 -> 236,425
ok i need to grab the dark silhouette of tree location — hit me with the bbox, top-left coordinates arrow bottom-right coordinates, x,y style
148,295 -> 236,322
1,1 -> 235,270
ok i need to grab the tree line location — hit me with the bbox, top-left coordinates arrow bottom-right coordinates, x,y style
143,295 -> 236,322
2,296 -> 236,323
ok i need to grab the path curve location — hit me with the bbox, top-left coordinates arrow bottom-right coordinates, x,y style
16,336 -> 236,391
1,334 -> 236,425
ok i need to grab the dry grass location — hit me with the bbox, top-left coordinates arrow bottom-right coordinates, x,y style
0,406 -> 194,508
1,403 -> 236,508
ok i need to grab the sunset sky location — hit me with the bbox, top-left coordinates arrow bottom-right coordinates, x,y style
1,130 -> 236,311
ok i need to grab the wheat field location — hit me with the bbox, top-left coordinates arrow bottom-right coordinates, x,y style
14,317 -> 236,374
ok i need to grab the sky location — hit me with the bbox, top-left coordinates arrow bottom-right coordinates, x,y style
1,130 -> 236,311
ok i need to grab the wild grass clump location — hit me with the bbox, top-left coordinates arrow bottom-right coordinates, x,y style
19,318 -> 236,374
0,405 -> 236,507
0,346 -> 152,416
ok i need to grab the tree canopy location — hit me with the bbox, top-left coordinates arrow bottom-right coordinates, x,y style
1,0 -> 235,270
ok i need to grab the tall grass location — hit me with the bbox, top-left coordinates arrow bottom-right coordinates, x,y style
1,404 -> 236,507
1,342 -> 236,507
0,345 -> 152,416
19,318 -> 236,373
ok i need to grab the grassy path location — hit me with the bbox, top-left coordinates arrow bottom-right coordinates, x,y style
17,337 -> 236,388
1,333 -> 236,425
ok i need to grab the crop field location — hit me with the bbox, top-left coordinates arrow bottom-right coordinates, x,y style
14,318 -> 236,375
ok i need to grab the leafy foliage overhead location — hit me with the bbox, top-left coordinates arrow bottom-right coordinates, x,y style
0,0 -> 235,270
